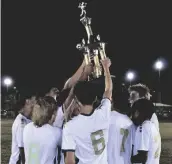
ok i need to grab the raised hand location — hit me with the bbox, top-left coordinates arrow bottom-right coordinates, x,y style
101,57 -> 111,68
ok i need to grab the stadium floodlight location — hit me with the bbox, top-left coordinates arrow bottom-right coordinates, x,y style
3,77 -> 13,92
125,71 -> 136,86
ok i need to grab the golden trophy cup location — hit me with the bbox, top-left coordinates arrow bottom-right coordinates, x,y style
76,2 -> 107,80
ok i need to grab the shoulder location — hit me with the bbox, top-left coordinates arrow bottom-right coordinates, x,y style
51,126 -> 62,139
52,126 -> 62,134
137,121 -> 152,133
151,113 -> 159,122
24,122 -> 34,130
110,111 -> 132,125
14,114 -> 28,126
142,120 -> 153,127
101,98 -> 111,105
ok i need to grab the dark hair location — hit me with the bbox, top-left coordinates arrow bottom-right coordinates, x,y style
73,81 -> 97,105
16,94 -> 37,110
44,96 -> 57,106
128,83 -> 150,97
132,99 -> 154,121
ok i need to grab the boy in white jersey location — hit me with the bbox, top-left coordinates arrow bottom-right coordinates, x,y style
9,95 -> 36,164
107,109 -> 133,164
128,83 -> 159,131
52,60 -> 93,164
131,99 -> 161,164
23,97 -> 62,164
62,58 -> 112,164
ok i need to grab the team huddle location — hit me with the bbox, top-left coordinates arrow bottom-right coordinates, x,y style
9,58 -> 161,164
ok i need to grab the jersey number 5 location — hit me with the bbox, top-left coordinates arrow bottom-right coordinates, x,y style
91,130 -> 105,155
120,128 -> 129,152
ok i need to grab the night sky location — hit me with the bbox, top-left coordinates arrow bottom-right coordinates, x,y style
2,0 -> 172,103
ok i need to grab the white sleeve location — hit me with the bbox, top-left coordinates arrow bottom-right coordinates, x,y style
62,124 -> 76,151
98,98 -> 111,121
151,113 -> 159,131
53,106 -> 64,128
16,122 -> 25,147
136,125 -> 150,151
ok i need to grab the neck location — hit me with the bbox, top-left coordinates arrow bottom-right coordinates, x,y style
20,108 -> 29,119
81,105 -> 93,115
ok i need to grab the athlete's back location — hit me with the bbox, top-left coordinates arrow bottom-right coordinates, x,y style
62,98 -> 111,164
108,111 -> 133,164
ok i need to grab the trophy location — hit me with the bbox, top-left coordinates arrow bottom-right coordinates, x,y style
76,2 -> 107,80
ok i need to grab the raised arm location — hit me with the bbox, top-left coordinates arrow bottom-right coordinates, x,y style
63,62 -> 93,110
63,60 -> 85,90
101,58 -> 112,100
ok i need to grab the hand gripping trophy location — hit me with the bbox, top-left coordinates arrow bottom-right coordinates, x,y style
76,2 -> 107,80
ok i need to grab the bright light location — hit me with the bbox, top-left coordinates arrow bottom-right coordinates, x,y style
155,60 -> 164,70
4,77 -> 13,86
126,72 -> 135,81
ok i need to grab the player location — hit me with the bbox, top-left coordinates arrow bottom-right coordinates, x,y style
53,59 -> 93,128
107,105 -> 133,164
23,97 -> 62,164
128,83 -> 159,131
131,99 -> 161,164
51,59 -> 93,164
9,95 -> 36,164
62,57 -> 112,164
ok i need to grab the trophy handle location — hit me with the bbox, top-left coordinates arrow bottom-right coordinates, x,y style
98,42 -> 107,60
93,49 -> 102,78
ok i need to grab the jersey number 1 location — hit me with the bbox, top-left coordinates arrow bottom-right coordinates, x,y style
91,130 -> 105,155
120,128 -> 129,152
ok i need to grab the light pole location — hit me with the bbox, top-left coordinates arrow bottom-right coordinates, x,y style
154,59 -> 164,103
3,77 -> 13,92
126,71 -> 135,86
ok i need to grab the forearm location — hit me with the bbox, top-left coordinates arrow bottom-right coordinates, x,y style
63,88 -> 75,110
103,67 -> 112,98
65,152 -> 76,164
64,61 -> 85,89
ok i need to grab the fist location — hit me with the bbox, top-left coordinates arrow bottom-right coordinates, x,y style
101,57 -> 111,68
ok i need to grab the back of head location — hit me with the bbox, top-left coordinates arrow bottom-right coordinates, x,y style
32,97 -> 57,127
132,99 -> 154,125
128,83 -> 150,98
73,81 -> 97,105
17,93 -> 37,111
44,96 -> 57,106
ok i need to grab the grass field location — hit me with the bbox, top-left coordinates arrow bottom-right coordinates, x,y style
1,119 -> 172,164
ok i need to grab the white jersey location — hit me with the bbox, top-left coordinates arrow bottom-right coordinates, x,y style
23,122 -> 62,164
9,114 -> 32,164
133,120 -> 161,164
151,113 -> 159,131
62,98 -> 111,164
53,106 -> 64,128
107,111 -> 133,164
